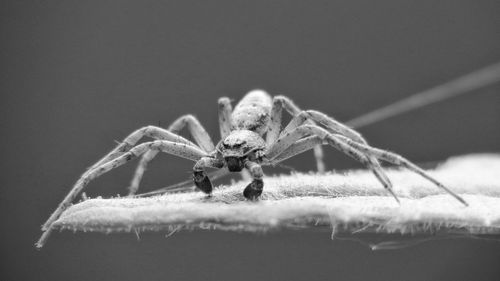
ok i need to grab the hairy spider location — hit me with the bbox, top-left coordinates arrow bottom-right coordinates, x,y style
38,90 -> 468,246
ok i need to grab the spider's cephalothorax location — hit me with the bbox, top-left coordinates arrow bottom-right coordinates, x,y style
218,130 -> 266,172
38,89 -> 469,248
214,128 -> 268,198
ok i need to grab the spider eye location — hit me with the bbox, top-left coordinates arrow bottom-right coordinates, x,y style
234,141 -> 246,148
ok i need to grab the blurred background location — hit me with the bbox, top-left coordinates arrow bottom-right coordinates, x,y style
1,1 -> 500,280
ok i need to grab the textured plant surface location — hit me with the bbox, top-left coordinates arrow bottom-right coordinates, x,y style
52,154 -> 500,239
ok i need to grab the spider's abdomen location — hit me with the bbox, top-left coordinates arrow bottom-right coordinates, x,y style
231,89 -> 272,135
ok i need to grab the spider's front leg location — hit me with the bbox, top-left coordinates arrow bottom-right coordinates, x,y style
265,124 -> 398,202
43,125 -> 197,229
90,125 -> 197,171
37,140 -> 207,248
129,98 -> 235,195
128,115 -> 216,195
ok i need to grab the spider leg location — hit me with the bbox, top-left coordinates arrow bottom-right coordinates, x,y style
168,114 -> 215,152
128,149 -> 159,195
128,115 -> 216,195
43,125 -> 197,230
267,95 -> 325,172
280,110 -> 364,143
37,140 -> 207,248
89,125 -> 198,171
218,97 -> 233,139
193,157 -> 225,194
331,134 -> 468,206
271,135 -> 323,163
131,97 -> 235,195
277,109 -> 394,189
265,125 -> 399,203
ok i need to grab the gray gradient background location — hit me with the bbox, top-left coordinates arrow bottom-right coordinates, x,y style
2,1 -> 500,280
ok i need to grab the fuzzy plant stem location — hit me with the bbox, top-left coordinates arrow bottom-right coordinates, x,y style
42,154 -> 500,248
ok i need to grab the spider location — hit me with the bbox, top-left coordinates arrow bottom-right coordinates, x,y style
40,89 -> 468,244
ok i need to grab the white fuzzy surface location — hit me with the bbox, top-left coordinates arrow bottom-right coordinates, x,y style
54,154 -> 500,236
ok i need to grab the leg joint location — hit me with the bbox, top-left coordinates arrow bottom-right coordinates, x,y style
245,161 -> 263,179
218,97 -> 231,107
178,114 -> 196,122
143,125 -> 158,133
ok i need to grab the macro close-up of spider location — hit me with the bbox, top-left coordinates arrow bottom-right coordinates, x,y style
52,90 -> 471,201
3,1 -> 500,281
38,90 -> 470,247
